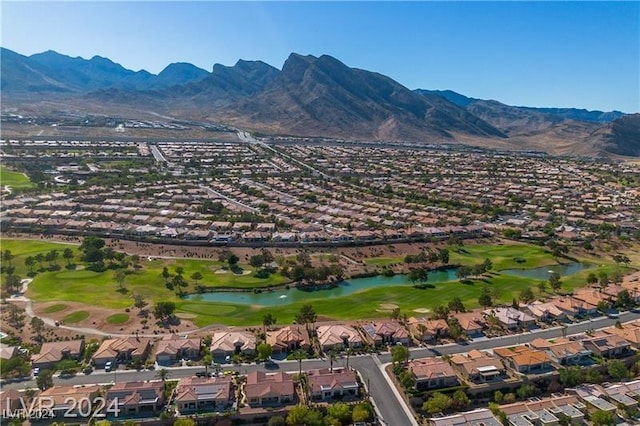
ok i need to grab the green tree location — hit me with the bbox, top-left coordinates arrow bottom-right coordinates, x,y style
328,349 -> 339,372
483,258 -> 493,272
493,390 -> 504,403
257,343 -> 273,361
549,272 -> 562,291
30,316 -> 45,340
351,402 -> 374,423
153,301 -> 176,321
519,287 -> 535,304
34,253 -> 45,270
617,290 -> 634,309
408,267 -> 429,285
517,384 -> 536,399
286,405 -> 323,426
268,416 -> 286,426
591,410 -> 615,426
156,368 -> 170,382
36,370 -> 54,390
262,312 -> 277,333
598,272 -> 609,289
432,305 -> 450,320
537,280 -> 547,294
227,254 -> 240,267
447,317 -> 465,341
448,297 -> 466,313
423,392 -> 452,414
587,272 -> 598,285
295,303 -> 317,332
479,285 -> 493,308
326,402 -> 352,425
456,265 -> 472,281
249,254 -> 265,269
293,349 -> 306,376
114,270 -> 127,292
438,248 -> 450,265
607,359 -> 628,380
1,250 -> 14,268
132,293 -> 147,310
62,248 -> 74,266
391,344 -> 410,365
585,367 -> 603,384
173,419 -> 196,426
161,267 -> 171,283
175,266 -> 184,277
559,366 -> 583,387
24,256 -> 35,274
190,271 -> 203,286
452,390 -> 470,410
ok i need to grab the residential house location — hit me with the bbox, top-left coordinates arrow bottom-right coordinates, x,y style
494,346 -> 553,375
92,337 -> 151,367
408,317 -> 448,343
155,334 -> 201,365
602,380 -> 640,410
449,349 -> 507,384
210,331 -> 256,360
174,376 -> 233,413
0,343 -> 18,360
39,385 -> 101,419
361,321 -> 410,346
572,288 -> 612,310
550,298 -> 581,318
105,381 -> 165,416
570,385 -> 617,413
266,326 -> 311,355
453,312 -> 485,338
244,371 -> 295,407
529,338 -> 592,366
582,333 -> 632,358
316,325 -> 364,352
31,340 -> 84,369
0,389 -> 27,417
408,357 -> 458,391
604,322 -> 640,349
306,368 -> 360,401
484,308 -> 536,330
522,301 -> 568,323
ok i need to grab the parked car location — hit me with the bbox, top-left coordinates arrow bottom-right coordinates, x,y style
32,367 -> 40,376
104,361 -> 112,372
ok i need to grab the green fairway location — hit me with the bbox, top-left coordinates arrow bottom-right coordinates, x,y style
450,243 -> 557,270
0,166 -> 34,190
63,311 -> 90,323
106,313 -> 130,324
43,304 -> 68,314
0,239 -> 289,309
364,257 -> 403,266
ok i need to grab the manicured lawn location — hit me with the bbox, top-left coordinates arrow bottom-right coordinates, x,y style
450,243 -> 557,270
106,313 -> 130,325
0,239 -> 289,309
0,166 -> 34,190
364,257 -> 403,266
63,311 -> 90,323
43,303 -> 68,314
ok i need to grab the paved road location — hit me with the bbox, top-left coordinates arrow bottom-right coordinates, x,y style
149,144 -> 168,163
200,185 -> 260,213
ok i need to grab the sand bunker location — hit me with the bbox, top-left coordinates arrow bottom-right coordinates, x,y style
413,308 -> 431,313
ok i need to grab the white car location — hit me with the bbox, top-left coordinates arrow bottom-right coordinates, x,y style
104,361 -> 113,372
32,367 -> 40,376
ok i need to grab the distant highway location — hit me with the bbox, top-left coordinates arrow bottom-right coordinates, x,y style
149,144 -> 168,163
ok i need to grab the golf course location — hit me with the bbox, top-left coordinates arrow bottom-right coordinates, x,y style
0,238 -> 635,327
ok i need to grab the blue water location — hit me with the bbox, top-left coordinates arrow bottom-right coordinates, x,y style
185,262 -> 591,306
501,262 -> 591,280
185,267 -> 459,306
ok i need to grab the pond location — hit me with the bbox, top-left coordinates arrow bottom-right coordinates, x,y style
185,267 -> 459,306
185,262 -> 591,307
501,262 -> 592,280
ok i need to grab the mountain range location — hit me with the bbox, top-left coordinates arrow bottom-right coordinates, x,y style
1,47 -> 637,156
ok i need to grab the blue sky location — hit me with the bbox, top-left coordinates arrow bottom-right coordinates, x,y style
2,1 -> 638,112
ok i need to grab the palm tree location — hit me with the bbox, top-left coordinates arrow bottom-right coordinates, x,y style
293,349 -> 306,376
25,256 -> 35,274
156,368 -> 170,382
63,248 -> 74,266
262,313 -> 276,334
345,348 -> 354,370
328,349 -> 338,373
34,253 -> 44,270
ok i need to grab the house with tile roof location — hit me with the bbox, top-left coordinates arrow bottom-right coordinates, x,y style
449,349 -> 507,384
155,334 -> 201,365
266,326 -> 311,355
408,358 -> 458,391
529,338 -> 592,366
105,381 -> 165,416
361,321 -> 410,346
174,376 -> 233,413
244,371 -> 295,407
32,339 -> 84,369
494,346 -> 553,375
210,331 -> 256,360
306,368 -> 360,401
582,333 -> 632,358
93,337 -> 151,367
316,325 -> 363,352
